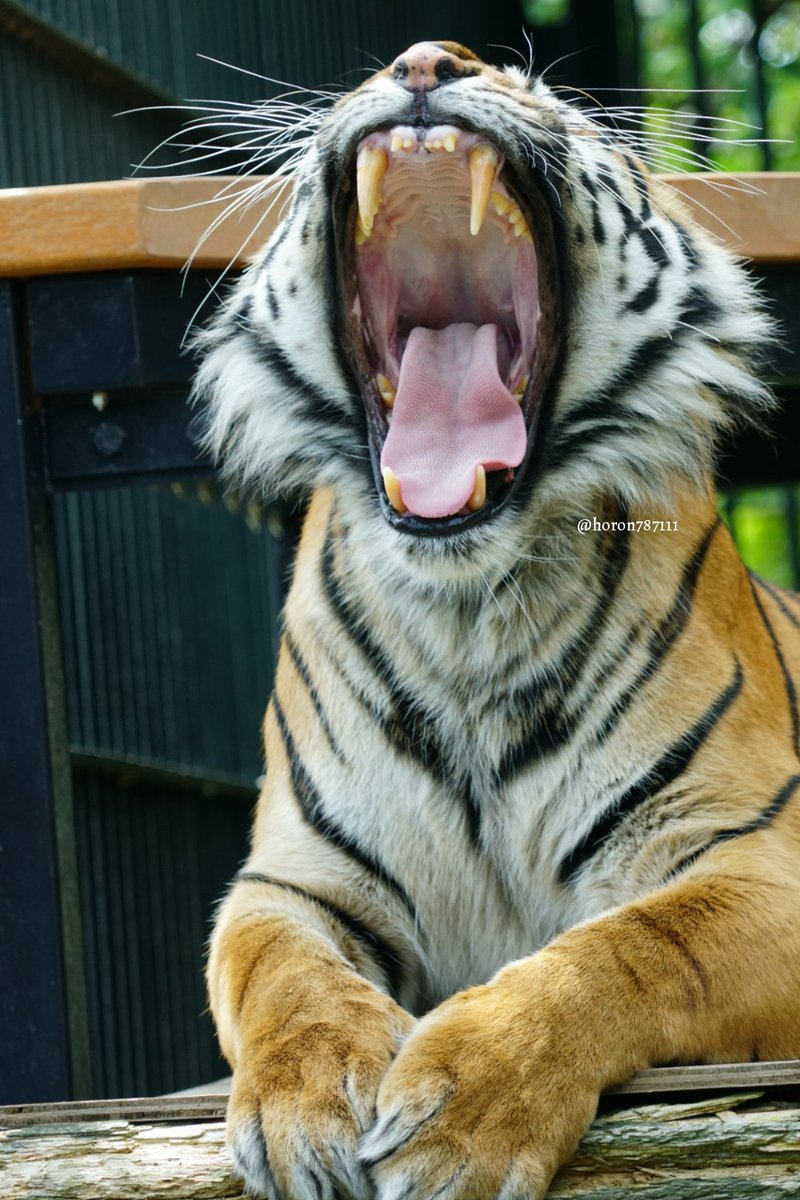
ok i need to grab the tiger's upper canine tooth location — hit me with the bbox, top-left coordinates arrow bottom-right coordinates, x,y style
382,467 -> 407,513
357,146 -> 388,236
355,215 -> 369,245
467,465 -> 487,512
469,144 -> 498,237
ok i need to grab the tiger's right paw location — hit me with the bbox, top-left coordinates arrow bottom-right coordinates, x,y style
226,990 -> 415,1200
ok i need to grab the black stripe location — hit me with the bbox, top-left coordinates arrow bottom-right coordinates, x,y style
627,907 -> 708,1009
578,172 -> 606,246
680,285 -> 722,330
321,530 -> 446,771
754,575 -> 800,631
560,659 -> 744,884
284,631 -> 345,761
626,274 -> 661,314
546,332 -> 683,474
674,223 -> 701,269
500,517 -> 632,778
247,333 -> 352,429
265,280 -> 281,322
672,774 -> 800,876
622,153 -> 653,222
236,870 -> 406,1000
749,579 -> 800,759
639,225 -> 671,268
549,403 -> 661,464
591,205 -> 607,247
460,778 -> 482,845
271,695 -> 420,926
263,219 -> 290,267
597,518 -> 721,743
321,525 -> 481,843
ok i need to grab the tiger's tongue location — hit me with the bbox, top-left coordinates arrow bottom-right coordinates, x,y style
381,324 -> 527,519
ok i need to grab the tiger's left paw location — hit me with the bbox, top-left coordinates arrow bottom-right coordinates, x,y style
358,979 -> 598,1200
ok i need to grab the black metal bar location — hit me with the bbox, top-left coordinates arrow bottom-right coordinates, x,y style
69,748 -> 258,801
687,0 -> 712,167
44,390 -> 214,489
0,280 -> 72,1103
750,0 -> 773,171
27,273 -> 215,395
569,0 -> 623,95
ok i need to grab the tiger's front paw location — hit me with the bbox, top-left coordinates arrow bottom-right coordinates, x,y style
359,980 -> 598,1200
228,989 -> 415,1200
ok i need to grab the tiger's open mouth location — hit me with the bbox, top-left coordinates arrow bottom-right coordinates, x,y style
336,122 -> 561,535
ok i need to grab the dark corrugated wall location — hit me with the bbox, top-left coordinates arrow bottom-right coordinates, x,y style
73,767 -> 251,1096
0,0 -> 527,187
52,484 -> 292,1096
54,486 -> 286,784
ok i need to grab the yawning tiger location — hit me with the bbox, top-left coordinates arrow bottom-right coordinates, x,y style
196,40 -> 800,1200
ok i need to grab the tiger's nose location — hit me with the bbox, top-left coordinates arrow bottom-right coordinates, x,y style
390,42 -> 467,91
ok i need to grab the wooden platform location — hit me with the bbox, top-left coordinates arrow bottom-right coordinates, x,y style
0,173 -> 798,277
2,1092 -> 799,1198
3,1062 -> 800,1198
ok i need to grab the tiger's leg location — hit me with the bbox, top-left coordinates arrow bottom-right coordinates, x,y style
361,834 -> 800,1200
209,869 -> 418,1200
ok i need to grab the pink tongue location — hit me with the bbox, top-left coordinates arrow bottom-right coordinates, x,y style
381,324 -> 527,519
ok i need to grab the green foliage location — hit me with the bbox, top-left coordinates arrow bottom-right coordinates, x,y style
721,488 -> 800,589
523,0 -> 800,172
638,0 -> 800,172
523,0 -> 569,24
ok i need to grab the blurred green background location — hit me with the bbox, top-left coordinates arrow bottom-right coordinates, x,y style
525,0 -> 800,172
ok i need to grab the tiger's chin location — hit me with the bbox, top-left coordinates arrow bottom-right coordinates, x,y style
334,122 -> 563,538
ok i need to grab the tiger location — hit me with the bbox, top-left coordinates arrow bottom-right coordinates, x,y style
195,39 -> 800,1200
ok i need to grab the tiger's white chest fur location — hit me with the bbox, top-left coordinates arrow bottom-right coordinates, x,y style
273,503 -> 682,1009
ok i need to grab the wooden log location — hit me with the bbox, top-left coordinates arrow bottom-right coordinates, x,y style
3,1093 -> 800,1199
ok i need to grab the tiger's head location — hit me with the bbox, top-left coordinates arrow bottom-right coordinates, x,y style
194,41 -> 773,575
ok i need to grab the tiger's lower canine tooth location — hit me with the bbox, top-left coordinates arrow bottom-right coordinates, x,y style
376,374 -> 396,408
467,465 -> 487,511
382,467 -> 407,513
357,146 -> 388,236
469,144 -> 498,237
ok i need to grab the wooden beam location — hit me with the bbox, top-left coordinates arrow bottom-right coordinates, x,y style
0,178 -> 291,277
658,172 -> 800,263
2,1060 -> 799,1128
2,1091 -> 799,1199
0,173 -> 797,279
